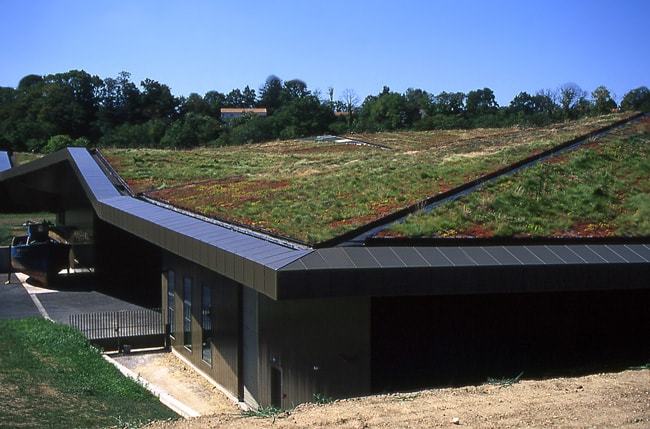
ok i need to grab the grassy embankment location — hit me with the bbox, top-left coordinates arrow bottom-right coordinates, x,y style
0,318 -> 177,428
387,117 -> 650,238
104,113 -> 634,244
0,213 -> 55,246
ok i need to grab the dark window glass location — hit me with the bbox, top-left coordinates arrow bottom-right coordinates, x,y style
183,277 -> 192,350
167,271 -> 175,338
201,285 -> 213,364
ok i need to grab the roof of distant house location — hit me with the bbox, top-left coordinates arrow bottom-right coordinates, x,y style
220,107 -> 267,114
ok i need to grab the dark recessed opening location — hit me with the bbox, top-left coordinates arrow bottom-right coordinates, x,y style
371,289 -> 650,393
270,366 -> 282,409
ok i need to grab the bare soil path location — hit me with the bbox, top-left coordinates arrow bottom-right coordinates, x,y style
146,367 -> 649,429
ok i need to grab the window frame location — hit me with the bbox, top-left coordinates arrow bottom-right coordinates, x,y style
200,284 -> 213,365
183,276 -> 193,351
167,270 -> 175,339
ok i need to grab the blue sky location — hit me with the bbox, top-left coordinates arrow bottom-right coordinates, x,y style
1,0 -> 648,104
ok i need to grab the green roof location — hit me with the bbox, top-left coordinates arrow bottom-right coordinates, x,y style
103,113 -> 640,244
386,116 -> 650,239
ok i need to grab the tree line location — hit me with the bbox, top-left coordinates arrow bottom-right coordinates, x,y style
0,70 -> 648,152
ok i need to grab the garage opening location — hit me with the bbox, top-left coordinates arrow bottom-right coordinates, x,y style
370,289 -> 650,393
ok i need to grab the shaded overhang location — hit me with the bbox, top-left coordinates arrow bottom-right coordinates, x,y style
276,245 -> 650,299
1,149 -> 649,301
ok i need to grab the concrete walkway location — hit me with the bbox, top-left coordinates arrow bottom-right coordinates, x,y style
15,273 -> 149,324
114,352 -> 240,416
0,274 -> 40,319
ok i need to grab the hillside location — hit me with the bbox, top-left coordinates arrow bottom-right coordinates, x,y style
146,368 -> 650,429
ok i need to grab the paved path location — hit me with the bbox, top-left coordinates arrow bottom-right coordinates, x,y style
36,290 -> 147,324
114,352 -> 240,416
2,273 -> 149,323
0,274 -> 41,319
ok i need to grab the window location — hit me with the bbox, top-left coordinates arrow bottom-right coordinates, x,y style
167,270 -> 175,338
183,277 -> 192,350
201,284 -> 213,364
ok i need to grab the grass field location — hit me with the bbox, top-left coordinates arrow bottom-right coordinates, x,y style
104,113 -> 634,244
386,117 -> 650,238
0,212 -> 55,245
0,318 -> 177,428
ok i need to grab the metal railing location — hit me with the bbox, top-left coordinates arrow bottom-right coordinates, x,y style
69,307 -> 165,350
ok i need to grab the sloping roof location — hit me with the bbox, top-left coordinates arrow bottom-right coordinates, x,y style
0,152 -> 11,171
1,148 -> 648,300
103,112 -> 643,246
0,148 -> 310,298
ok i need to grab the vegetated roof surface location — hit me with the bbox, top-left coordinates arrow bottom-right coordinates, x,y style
11,152 -> 43,166
384,116 -> 650,239
103,113 -> 636,245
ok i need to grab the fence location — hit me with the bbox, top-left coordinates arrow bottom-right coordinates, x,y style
69,307 -> 166,351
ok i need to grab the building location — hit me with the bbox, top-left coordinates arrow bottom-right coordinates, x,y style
220,107 -> 267,121
1,114 -> 648,409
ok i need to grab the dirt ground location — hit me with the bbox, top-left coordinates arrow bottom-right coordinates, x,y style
145,366 -> 649,429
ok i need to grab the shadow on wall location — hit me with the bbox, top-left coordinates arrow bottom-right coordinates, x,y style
371,289 -> 650,392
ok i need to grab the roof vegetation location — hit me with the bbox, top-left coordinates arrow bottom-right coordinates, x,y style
103,113 -> 636,245
385,117 -> 650,239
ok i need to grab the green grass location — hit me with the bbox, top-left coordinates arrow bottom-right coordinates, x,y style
388,117 -> 650,238
0,212 -> 55,246
486,371 -> 525,387
0,318 -> 177,428
11,152 -> 44,166
103,113 -> 635,244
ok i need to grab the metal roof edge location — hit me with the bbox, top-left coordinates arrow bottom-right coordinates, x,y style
0,148 -> 310,299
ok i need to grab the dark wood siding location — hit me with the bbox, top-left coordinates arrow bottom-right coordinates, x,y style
163,251 -> 241,399
257,295 -> 371,408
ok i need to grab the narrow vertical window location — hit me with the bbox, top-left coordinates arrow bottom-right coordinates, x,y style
183,276 -> 192,350
201,284 -> 212,364
167,270 -> 175,338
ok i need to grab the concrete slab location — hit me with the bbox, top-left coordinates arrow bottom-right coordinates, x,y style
37,291 -> 149,324
114,351 -> 240,416
0,274 -> 41,319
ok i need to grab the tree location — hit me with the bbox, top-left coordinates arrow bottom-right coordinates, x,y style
466,88 -> 499,116
433,91 -> 465,115
18,74 -> 43,90
225,89 -> 246,107
340,88 -> 359,127
620,87 -> 650,112
405,88 -> 432,118
282,79 -> 309,101
558,83 -> 587,118
203,91 -> 225,116
258,75 -> 283,113
140,78 -> 178,120
358,88 -> 416,131
43,135 -> 89,153
242,86 -> 257,108
591,86 -> 617,114
160,113 -> 221,148
180,93 -> 210,116
98,71 -> 142,128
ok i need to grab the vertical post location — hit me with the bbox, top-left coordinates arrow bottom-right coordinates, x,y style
116,311 -> 121,353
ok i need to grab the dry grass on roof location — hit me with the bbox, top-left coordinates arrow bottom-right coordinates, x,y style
103,112 -> 637,244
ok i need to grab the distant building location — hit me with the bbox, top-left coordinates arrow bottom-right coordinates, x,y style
220,107 -> 267,121
334,111 -> 351,117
